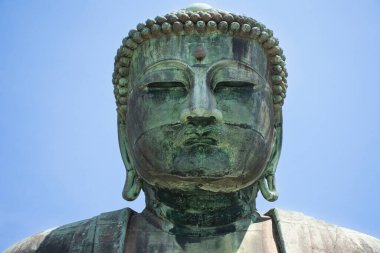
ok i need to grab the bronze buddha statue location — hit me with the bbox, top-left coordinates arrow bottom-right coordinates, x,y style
5,3 -> 380,253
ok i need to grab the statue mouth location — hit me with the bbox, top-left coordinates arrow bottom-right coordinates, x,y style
183,137 -> 218,146
176,125 -> 222,147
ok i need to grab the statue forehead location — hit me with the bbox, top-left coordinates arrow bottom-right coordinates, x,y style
129,34 -> 268,82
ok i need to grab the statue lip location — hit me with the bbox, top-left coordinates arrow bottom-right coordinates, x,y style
174,125 -> 223,147
183,136 -> 218,146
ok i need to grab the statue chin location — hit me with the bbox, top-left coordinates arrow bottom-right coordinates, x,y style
136,172 -> 263,192
133,155 -> 271,192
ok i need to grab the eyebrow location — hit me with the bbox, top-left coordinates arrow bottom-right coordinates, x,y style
209,59 -> 257,73
145,60 -> 191,73
133,59 -> 192,85
207,60 -> 265,83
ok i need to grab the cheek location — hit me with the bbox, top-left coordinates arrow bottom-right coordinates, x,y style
242,128 -> 273,180
134,127 -> 176,172
215,89 -> 273,136
128,89 -> 187,132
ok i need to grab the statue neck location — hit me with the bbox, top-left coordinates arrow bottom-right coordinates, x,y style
143,183 -> 259,235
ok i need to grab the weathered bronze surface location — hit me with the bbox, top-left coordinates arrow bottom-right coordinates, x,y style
4,3 -> 380,253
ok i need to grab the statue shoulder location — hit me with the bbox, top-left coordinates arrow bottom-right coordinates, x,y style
3,208 -> 135,253
3,228 -> 55,253
266,208 -> 380,253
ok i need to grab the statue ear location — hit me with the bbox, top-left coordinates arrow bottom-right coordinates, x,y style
117,113 -> 142,201
258,110 -> 283,202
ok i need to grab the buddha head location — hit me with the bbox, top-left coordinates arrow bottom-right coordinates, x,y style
112,4 -> 287,203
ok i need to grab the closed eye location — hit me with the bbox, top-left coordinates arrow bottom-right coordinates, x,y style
147,82 -> 186,90
214,81 -> 254,92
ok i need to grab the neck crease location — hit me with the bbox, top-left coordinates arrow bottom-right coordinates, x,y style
142,183 -> 259,235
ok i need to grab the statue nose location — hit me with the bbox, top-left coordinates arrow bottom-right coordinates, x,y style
180,76 -> 223,125
180,86 -> 223,125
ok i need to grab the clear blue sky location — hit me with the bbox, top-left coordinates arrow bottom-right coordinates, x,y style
1,0 -> 380,250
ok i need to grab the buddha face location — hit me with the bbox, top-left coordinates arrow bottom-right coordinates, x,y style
124,34 -> 274,192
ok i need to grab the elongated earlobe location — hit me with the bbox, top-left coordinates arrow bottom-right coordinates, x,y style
259,111 -> 282,202
118,114 -> 141,201
259,175 -> 278,201
122,168 -> 141,201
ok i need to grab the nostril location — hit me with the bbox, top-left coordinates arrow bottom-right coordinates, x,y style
187,116 -> 216,126
180,108 -> 223,125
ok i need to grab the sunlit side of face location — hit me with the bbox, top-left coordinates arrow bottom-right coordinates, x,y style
124,34 -> 274,192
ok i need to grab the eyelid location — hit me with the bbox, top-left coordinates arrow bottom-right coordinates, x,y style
139,69 -> 190,89
213,81 -> 255,91
147,81 -> 186,89
209,65 -> 260,89
211,75 -> 259,90
215,81 -> 254,87
135,60 -> 192,86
